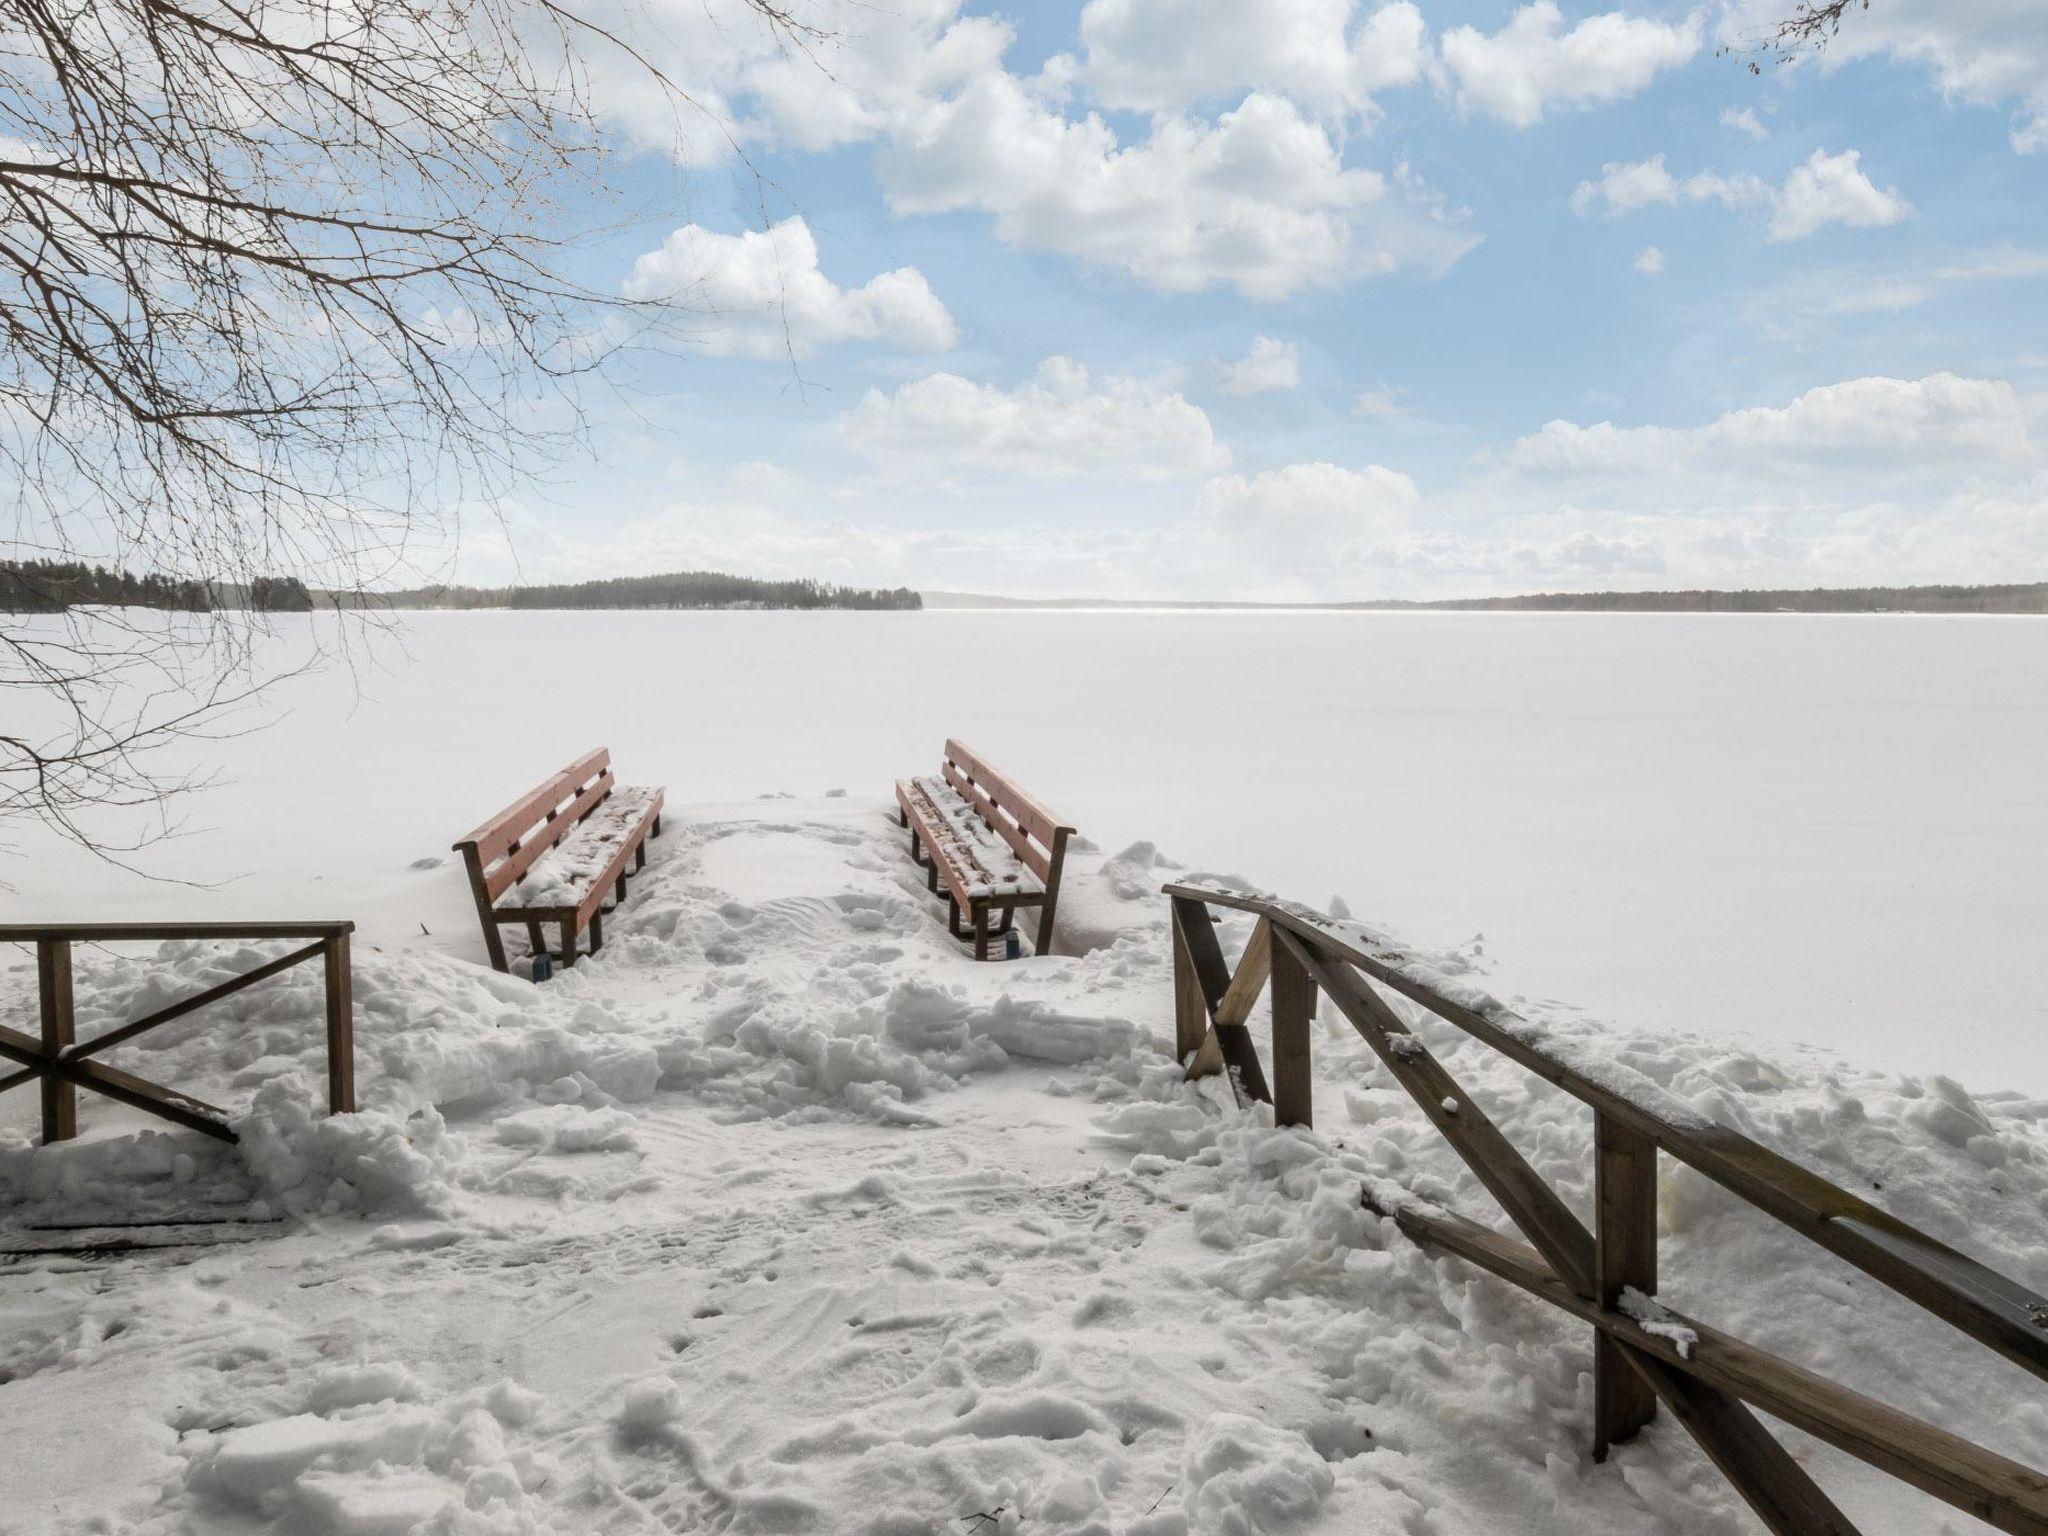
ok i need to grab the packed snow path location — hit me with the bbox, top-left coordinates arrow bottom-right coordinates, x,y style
2,798 -> 2046,1535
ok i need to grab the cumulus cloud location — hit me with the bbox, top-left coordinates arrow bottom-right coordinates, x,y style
622,217 -> 956,357
1720,104 -> 1768,139
837,357 -> 1230,479
1441,2 -> 1701,128
1217,336 -> 1302,396
1633,245 -> 1665,274
1196,461 -> 1418,570
1074,0 -> 1430,119
1509,374 -> 2039,475
880,80 -> 1475,300
1717,0 -> 2048,155
1571,149 -> 1910,241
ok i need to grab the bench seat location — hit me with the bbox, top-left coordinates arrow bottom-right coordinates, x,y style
896,775 -> 1046,903
504,786 -> 663,913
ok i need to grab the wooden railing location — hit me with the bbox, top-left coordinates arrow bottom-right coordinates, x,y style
1165,881 -> 2048,1536
0,923 -> 356,1145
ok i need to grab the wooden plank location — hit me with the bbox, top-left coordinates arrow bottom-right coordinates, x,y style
943,739 -> 1073,848
0,1025 -> 235,1142
1383,1199 -> 2048,1536
65,942 -> 326,1062
1595,1111 -> 1660,1458
324,931 -> 355,1115
941,760 -> 1054,882
1163,882 -> 2048,1382
0,922 -> 354,942
570,790 -> 666,925
1171,905 -> 1209,1065
1268,926 -> 1315,1129
37,939 -> 75,1143
452,748 -> 609,864
1280,930 -> 1596,1296
1171,898 -> 1270,1104
484,768 -> 616,900
1215,919 -> 1273,1028
1621,1348 -> 1862,1536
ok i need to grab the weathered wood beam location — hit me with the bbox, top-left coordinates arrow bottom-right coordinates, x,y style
1169,897 -> 1270,1104
1378,1197 -> 2048,1536
1283,929 -> 1595,1296
1595,1110 -> 1660,1458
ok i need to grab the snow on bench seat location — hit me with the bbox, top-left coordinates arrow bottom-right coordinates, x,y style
510,786 -> 663,909
901,774 -> 1045,902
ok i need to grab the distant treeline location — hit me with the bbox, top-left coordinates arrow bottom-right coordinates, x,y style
0,559 -> 314,612
330,570 -> 923,611
1393,582 -> 2048,614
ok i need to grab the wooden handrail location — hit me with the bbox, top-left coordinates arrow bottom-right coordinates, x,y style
1164,880 -> 2048,1536
0,924 -> 356,1145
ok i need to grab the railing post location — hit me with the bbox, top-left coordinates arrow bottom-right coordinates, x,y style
1171,902 -> 1207,1067
1268,929 -> 1315,1129
323,928 -> 355,1115
35,938 -> 75,1143
1594,1108 -> 1659,1458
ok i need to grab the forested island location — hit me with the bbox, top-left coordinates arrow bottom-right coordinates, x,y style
334,571 -> 922,611
2,560 -> 921,613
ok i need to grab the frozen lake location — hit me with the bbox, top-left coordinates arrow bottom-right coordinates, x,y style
8,608 -> 2045,1092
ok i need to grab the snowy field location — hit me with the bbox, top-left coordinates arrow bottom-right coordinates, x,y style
7,608 -> 2045,1089
1,793 -> 2044,1536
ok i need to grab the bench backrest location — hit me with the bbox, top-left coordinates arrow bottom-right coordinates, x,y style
940,738 -> 1076,896
453,747 -> 616,903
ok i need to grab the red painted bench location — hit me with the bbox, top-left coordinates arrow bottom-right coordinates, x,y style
895,740 -> 1075,959
454,749 -> 663,972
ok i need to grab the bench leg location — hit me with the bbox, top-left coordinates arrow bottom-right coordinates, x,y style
559,918 -> 579,967
909,829 -> 924,864
898,807 -> 908,827
652,814 -> 662,838
973,907 -> 990,961
635,841 -> 646,872
947,896 -> 968,940
615,870 -> 628,905
481,919 -> 509,973
589,909 -> 604,954
524,919 -> 545,960
991,907 -> 1015,937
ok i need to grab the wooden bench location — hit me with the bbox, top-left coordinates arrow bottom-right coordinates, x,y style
454,749 -> 664,973
894,740 -> 1075,960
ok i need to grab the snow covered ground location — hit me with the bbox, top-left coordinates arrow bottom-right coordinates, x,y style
3,797 -> 2045,1535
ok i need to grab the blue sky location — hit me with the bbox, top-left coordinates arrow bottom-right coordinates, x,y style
468,0 -> 2048,599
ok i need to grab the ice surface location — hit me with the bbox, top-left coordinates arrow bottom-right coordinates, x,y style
6,609 -> 2041,1088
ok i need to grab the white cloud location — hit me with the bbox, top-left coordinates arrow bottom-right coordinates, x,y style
837,357 -> 1230,479
1633,245 -> 1665,274
1571,148 -> 1910,241
1074,0 -> 1430,119
1441,2 -> 1701,128
1196,461 -> 1419,569
1354,387 -> 1406,417
879,80 -> 1475,300
1570,153 -> 1680,215
1720,104 -> 1768,139
1509,374 -> 2039,475
1217,336 -> 1302,396
1718,0 -> 2048,154
622,217 -> 956,357
1767,148 -> 1913,240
